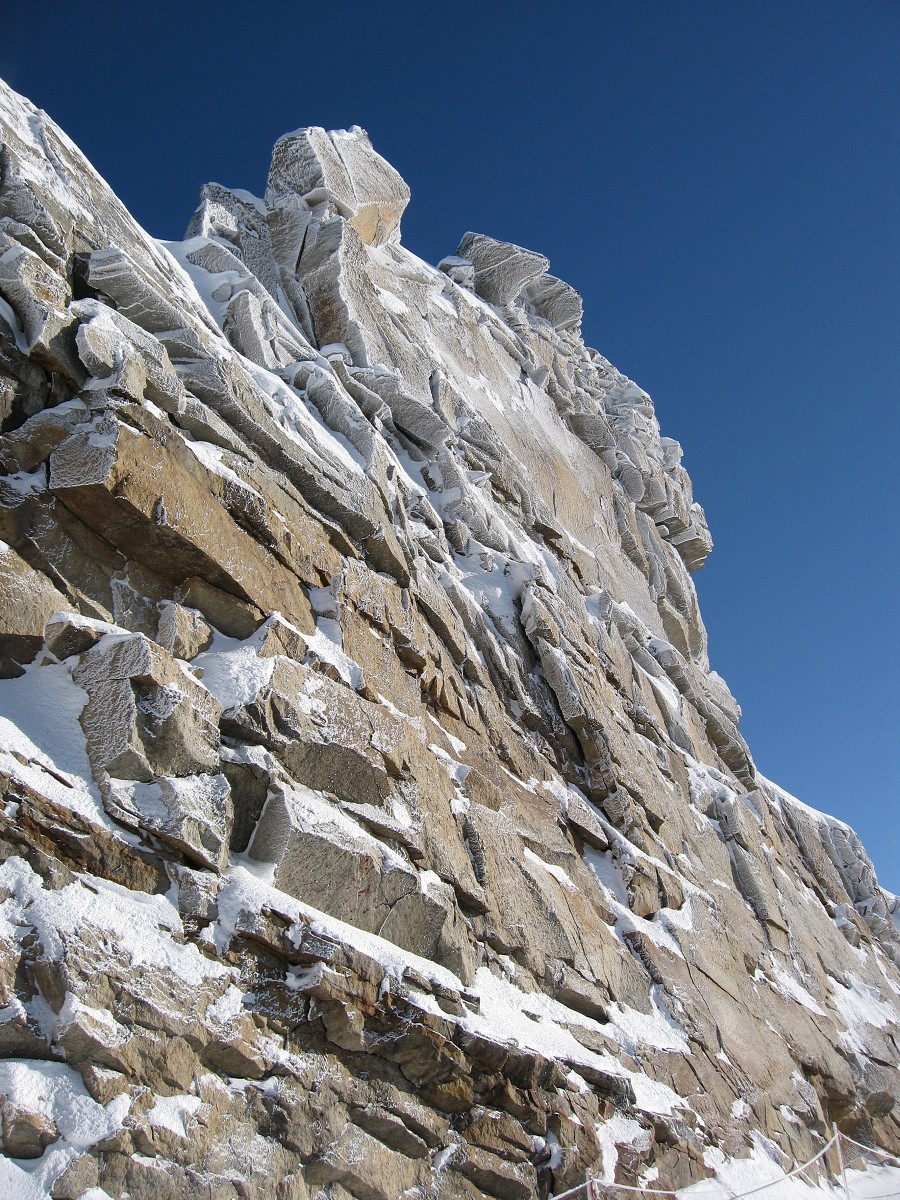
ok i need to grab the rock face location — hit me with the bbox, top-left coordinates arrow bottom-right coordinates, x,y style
0,78 -> 898,1200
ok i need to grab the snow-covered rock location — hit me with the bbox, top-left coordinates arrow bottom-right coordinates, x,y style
0,75 -> 897,1200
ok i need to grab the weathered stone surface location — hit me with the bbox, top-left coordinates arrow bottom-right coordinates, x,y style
525,273 -> 583,332
0,244 -> 82,383
105,772 -> 232,871
267,126 -> 411,247
456,233 -> 550,308
43,610 -> 115,661
156,600 -> 213,660
49,1152 -> 100,1198
72,632 -> 221,782
248,783 -> 475,977
0,542 -> 72,674
0,1090 -> 58,1157
48,412 -> 317,635
305,1122 -> 427,1198
453,1139 -> 536,1200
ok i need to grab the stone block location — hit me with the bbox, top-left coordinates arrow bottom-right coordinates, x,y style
454,1140 -> 536,1200
106,773 -> 232,871
349,1104 -> 429,1159
49,414 -> 315,634
72,632 -> 221,783
0,1093 -> 57,1157
525,274 -> 583,332
247,783 -> 471,972
267,126 -> 410,247
456,233 -> 549,308
156,600 -> 213,660
0,243 -> 81,383
0,544 -> 72,675
305,1122 -> 426,1200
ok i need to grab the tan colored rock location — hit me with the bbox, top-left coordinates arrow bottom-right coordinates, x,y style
43,610 -> 115,661
248,783 -> 474,977
267,126 -> 411,248
305,1122 -> 427,1199
156,600 -> 213,660
105,772 -> 232,871
0,1094 -> 58,1157
72,632 -> 221,783
57,992 -> 140,1076
463,1108 -> 533,1160
453,1138 -> 536,1200
49,1152 -> 100,1199
177,575 -> 264,640
0,541 -> 72,674
49,414 -> 317,635
349,1104 -> 430,1158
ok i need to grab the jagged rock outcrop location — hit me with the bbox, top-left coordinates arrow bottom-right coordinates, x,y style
0,80 -> 897,1200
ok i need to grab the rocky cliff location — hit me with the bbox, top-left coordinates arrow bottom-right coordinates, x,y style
0,79 -> 897,1200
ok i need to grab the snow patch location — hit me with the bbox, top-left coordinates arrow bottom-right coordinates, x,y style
193,626 -> 275,712
145,1093 -> 202,1139
524,847 -> 577,891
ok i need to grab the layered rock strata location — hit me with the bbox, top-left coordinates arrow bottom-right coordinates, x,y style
0,81 -> 897,1200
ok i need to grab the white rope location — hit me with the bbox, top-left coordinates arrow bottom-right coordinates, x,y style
596,1137 -> 838,1199
549,1172 -> 677,1199
839,1133 -> 900,1164
834,1122 -> 850,1200
549,1129 -> 900,1200
549,1181 -> 597,1200
588,1181 -> 677,1195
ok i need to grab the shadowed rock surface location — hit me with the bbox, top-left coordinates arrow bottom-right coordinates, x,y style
0,79 -> 897,1199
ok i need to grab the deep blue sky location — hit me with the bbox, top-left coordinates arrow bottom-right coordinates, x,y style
4,1 -> 898,889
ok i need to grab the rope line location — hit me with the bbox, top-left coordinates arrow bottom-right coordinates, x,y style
551,1182 -> 612,1200
578,1136 -> 837,1199
718,1137 -> 838,1199
840,1134 -> 900,1164
549,1128 -> 900,1200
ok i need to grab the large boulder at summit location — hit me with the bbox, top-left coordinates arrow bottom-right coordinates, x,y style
267,124 -> 411,246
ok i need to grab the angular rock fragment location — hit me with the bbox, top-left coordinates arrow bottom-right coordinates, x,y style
0,544 -> 72,674
267,125 -> 411,247
155,600 -> 213,661
456,232 -> 550,307
106,772 -> 232,871
248,783 -> 475,978
525,273 -> 583,332
72,632 -> 221,782
0,244 -> 82,383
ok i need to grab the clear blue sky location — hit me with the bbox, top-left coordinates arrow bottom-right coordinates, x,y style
4,1 -> 898,889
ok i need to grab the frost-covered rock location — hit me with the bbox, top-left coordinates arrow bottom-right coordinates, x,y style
267,125 -> 411,247
0,74 -> 898,1200
456,232 -> 550,308
72,632 -> 221,782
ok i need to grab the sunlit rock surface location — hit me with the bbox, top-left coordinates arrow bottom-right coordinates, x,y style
0,79 -> 897,1200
